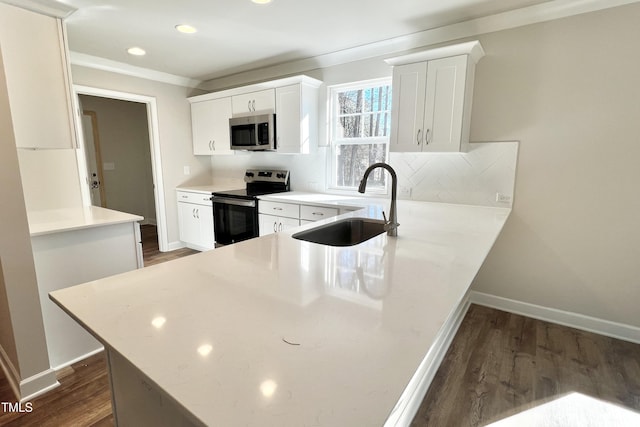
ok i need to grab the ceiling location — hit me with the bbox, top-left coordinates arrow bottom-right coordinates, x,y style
58,0 -> 554,82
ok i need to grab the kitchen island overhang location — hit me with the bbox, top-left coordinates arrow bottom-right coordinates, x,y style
50,199 -> 510,426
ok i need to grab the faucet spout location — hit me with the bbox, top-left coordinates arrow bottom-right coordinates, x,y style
358,162 -> 399,237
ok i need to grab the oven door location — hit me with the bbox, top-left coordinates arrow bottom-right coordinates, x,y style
212,196 -> 259,245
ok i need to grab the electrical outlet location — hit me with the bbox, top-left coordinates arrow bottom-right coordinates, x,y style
399,186 -> 412,198
495,192 -> 512,203
183,166 -> 191,176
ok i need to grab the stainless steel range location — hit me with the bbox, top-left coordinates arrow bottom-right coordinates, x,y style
211,169 -> 290,245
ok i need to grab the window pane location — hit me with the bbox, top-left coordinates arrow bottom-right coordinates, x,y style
335,143 -> 387,188
363,113 -> 391,137
338,91 -> 363,114
337,115 -> 361,138
363,86 -> 392,113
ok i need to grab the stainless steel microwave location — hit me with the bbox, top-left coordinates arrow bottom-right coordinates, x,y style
229,113 -> 276,151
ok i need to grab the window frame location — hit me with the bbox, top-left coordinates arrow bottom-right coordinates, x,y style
327,77 -> 392,195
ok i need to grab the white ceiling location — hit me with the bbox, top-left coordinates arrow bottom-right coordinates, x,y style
58,0 -> 554,82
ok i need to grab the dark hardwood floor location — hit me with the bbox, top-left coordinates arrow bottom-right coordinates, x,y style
412,304 -> 640,426
2,238 -> 639,426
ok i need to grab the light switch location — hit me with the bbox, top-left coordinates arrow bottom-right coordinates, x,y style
184,166 -> 191,175
103,162 -> 115,171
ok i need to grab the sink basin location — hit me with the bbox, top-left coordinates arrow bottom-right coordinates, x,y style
292,217 -> 386,246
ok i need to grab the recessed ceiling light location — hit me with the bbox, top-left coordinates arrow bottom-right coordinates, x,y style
127,46 -> 146,56
251,0 -> 272,4
175,24 -> 197,34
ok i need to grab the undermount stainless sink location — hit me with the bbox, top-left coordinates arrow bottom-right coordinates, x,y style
292,217 -> 386,247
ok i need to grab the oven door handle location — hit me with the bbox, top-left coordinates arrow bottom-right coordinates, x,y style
212,197 -> 256,208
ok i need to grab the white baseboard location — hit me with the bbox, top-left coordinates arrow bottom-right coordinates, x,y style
50,346 -> 104,371
0,344 -> 59,402
166,240 -> 185,251
470,291 -> 640,344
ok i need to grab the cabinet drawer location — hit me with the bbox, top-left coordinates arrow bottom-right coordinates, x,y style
176,191 -> 212,206
299,205 -> 339,221
258,201 -> 299,219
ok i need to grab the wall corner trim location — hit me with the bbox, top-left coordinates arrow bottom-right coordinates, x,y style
0,344 -> 59,402
470,291 -> 640,344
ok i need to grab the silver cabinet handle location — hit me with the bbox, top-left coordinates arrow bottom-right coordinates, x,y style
425,128 -> 430,145
248,100 -> 251,111
252,100 -> 256,111
181,195 -> 189,199
312,212 -> 324,216
273,221 -> 277,232
273,207 -> 283,211
211,139 -> 215,151
278,222 -> 282,232
416,129 -> 422,145
192,208 -> 196,218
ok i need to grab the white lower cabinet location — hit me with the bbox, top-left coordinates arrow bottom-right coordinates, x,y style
177,190 -> 215,251
258,200 -> 300,236
259,214 -> 300,236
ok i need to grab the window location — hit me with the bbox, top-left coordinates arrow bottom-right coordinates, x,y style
329,78 -> 392,192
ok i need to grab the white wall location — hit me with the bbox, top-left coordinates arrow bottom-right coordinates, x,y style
469,3 -> 640,328
71,65 -> 211,246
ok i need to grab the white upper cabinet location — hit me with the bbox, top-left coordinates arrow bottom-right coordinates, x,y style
386,41 -> 484,153
0,3 -> 77,149
190,97 -> 233,155
275,82 -> 319,154
231,89 -> 275,115
188,75 -> 322,155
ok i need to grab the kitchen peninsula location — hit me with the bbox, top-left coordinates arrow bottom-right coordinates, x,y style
50,199 -> 509,426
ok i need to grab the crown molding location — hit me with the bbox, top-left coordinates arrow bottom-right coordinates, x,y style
64,0 -> 640,90
0,0 -> 75,18
69,52 -> 203,89
201,0 -> 640,90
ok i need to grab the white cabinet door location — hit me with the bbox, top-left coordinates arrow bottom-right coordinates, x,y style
275,83 -> 318,154
275,84 -> 301,153
423,55 -> 467,152
232,89 -> 275,115
0,3 -> 76,149
191,97 -> 233,155
259,214 -> 300,236
177,202 -> 201,245
259,214 -> 278,236
390,55 -> 469,153
177,191 -> 215,251
389,62 -> 427,152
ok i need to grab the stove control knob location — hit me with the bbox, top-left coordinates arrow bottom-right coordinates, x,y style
245,172 -> 254,177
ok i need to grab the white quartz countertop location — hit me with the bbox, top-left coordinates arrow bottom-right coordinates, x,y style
50,200 -> 510,426
28,206 -> 143,237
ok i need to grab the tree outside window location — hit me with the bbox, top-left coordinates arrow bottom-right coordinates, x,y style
329,79 -> 392,192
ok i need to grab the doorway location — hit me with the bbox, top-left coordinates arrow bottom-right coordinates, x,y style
73,85 -> 169,252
